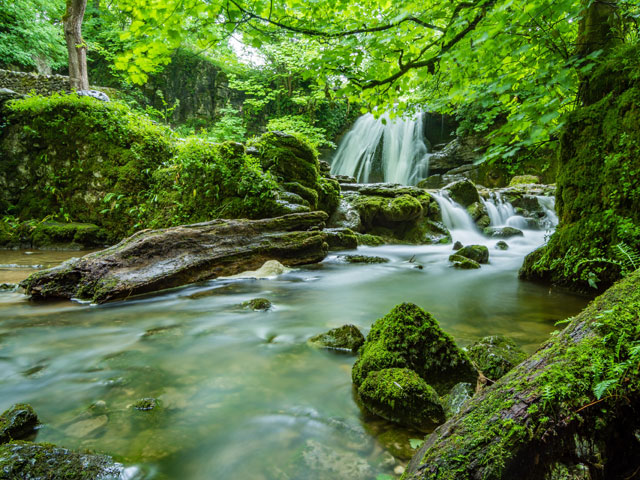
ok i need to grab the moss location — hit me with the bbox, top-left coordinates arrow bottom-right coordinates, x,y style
355,233 -> 386,246
382,195 -> 424,222
445,179 -> 480,207
337,254 -> 389,264
358,368 -> 445,431
483,226 -> 524,239
352,303 -> 478,394
131,398 -> 160,411
519,46 -> 640,292
466,335 -> 527,381
308,324 -> 365,352
0,441 -> 124,478
449,254 -> 481,270
496,241 -> 509,250
243,298 -> 272,311
0,404 -> 39,444
283,182 -> 319,209
324,228 -> 358,250
509,175 -> 541,186
451,245 -> 489,264
316,177 -> 340,215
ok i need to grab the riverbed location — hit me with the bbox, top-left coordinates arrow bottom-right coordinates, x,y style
0,228 -> 589,479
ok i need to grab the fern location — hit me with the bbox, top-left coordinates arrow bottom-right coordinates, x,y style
593,379 -> 618,400
614,242 -> 640,274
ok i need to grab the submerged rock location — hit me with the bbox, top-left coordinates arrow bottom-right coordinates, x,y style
451,245 -> 489,264
337,254 -> 389,264
131,398 -> 160,411
352,303 -> 477,395
308,324 -> 365,353
483,226 -> 524,239
357,368 -> 445,431
0,404 -> 39,444
21,212 -> 329,303
466,335 -> 527,380
224,260 -> 291,279
300,439 -> 376,480
0,441 -> 127,479
243,298 -> 272,311
449,255 -> 481,270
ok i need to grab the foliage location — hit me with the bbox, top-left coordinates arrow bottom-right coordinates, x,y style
0,0 -> 67,71
266,115 -> 334,150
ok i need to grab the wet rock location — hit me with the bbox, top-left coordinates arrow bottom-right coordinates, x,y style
0,404 -> 39,444
483,226 -> 524,239
449,255 -> 481,270
495,241 -> 509,250
352,303 -> 478,395
223,259 -> 291,279
509,175 -> 540,186
357,368 -> 445,431
466,335 -> 527,380
76,89 -> 110,102
355,233 -> 386,246
337,254 -> 389,264
453,241 -> 464,250
0,283 -> 18,291
335,174 -> 357,184
324,228 -> 358,250
21,212 -> 329,303
0,441 -> 127,478
444,179 -> 480,207
441,382 -> 474,418
308,324 -> 365,353
273,199 -> 311,215
131,398 -> 160,411
328,198 -> 362,231
376,429 -> 420,461
467,202 -> 490,229
243,298 -> 272,311
428,137 -> 486,175
65,415 -> 108,438
452,245 -> 489,264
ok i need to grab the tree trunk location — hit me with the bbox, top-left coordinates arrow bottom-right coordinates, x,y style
63,0 -> 89,91
404,269 -> 640,479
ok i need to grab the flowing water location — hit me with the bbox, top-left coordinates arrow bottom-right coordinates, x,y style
0,197 -> 590,479
330,113 -> 430,185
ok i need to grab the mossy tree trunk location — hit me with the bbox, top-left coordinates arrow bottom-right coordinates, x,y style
404,269 -> 640,480
64,0 -> 89,91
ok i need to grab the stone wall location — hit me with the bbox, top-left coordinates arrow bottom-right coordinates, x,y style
0,69 -> 115,97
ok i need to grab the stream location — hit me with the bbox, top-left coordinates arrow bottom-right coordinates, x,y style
0,197 -> 589,479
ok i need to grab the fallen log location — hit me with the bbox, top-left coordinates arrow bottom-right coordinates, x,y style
20,212 -> 329,303
404,269 -> 640,480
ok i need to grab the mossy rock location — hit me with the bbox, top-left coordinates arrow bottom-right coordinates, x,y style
355,233 -> 386,247
352,303 -> 478,394
483,226 -> 524,239
0,441 -> 125,478
337,254 -> 390,264
466,335 -> 528,381
381,195 -> 424,222
131,397 -> 160,411
308,324 -> 365,353
440,382 -> 474,418
496,241 -> 509,250
467,202 -> 490,229
243,298 -> 272,311
452,245 -> 489,264
509,175 -> 540,186
324,228 -> 358,250
0,404 -> 39,444
445,179 -> 480,207
357,368 -> 445,431
30,222 -> 107,249
449,254 -> 481,270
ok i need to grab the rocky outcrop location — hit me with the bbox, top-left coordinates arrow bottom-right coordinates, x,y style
404,269 -> 640,480
330,183 -> 449,244
21,212 -> 329,303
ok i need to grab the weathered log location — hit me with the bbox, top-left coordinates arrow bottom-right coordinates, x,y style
20,212 -> 329,303
404,269 -> 640,480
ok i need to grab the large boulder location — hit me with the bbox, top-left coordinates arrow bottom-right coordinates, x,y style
357,368 -> 445,431
483,226 -> 524,239
21,212 -> 329,303
451,245 -> 489,264
444,179 -> 481,207
352,303 -> 477,394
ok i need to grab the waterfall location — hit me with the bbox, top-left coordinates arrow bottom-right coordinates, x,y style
482,193 -> 515,227
431,192 -> 485,244
330,113 -> 431,185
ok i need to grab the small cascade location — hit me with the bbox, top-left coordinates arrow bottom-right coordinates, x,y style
431,192 -> 485,244
536,196 -> 559,229
482,193 -> 516,226
330,113 -> 430,185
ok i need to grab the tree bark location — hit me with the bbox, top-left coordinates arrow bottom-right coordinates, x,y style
403,269 -> 640,480
63,0 -> 89,91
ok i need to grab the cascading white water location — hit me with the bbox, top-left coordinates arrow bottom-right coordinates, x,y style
330,113 -> 431,185
482,193 -> 516,227
536,195 -> 559,229
431,192 -> 485,244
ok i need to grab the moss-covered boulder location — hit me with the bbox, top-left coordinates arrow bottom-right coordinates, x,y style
466,335 -> 528,380
519,45 -> 640,292
243,298 -> 272,311
308,324 -> 365,353
352,303 -> 477,394
444,179 -> 480,207
0,441 -> 126,478
357,368 -> 445,431
451,245 -> 489,264
342,185 -> 449,244
449,255 -> 481,270
0,404 -> 39,444
337,254 -> 389,264
440,382 -> 474,418
496,241 -> 509,250
467,202 -> 490,229
483,226 -> 524,239
0,221 -> 108,249
509,175 -> 541,186
324,228 -> 358,250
